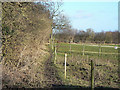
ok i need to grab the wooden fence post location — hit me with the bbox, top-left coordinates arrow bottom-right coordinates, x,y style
101,47 -> 102,58
65,53 -> 67,79
99,44 -> 101,57
83,44 -> 85,56
54,45 -> 57,64
91,60 -> 94,90
70,44 -> 71,54
51,33 -> 53,50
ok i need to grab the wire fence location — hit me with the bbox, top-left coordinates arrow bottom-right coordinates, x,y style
51,42 -> 119,88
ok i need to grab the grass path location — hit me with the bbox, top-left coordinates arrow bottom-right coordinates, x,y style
44,49 -> 63,87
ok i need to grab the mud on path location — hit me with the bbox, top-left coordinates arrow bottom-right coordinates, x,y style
44,51 -> 63,88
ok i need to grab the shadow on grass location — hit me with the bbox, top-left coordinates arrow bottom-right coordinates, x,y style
1,84 -> 119,90
51,84 -> 120,90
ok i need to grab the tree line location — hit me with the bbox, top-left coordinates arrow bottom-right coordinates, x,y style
54,28 -> 120,44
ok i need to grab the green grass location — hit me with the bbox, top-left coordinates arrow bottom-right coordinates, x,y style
56,43 -> 119,60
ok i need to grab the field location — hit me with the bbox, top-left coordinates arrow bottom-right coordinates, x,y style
51,43 -> 119,88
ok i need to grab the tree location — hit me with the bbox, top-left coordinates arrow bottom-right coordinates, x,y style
112,31 -> 119,44
86,28 -> 95,42
53,14 -> 74,43
94,31 -> 105,43
37,1 -> 63,48
105,31 -> 113,43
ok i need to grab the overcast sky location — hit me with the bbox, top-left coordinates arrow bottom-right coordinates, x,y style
60,2 -> 118,32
